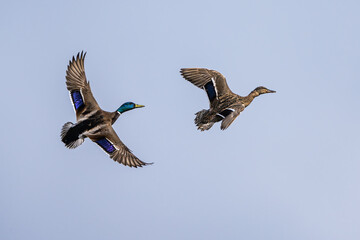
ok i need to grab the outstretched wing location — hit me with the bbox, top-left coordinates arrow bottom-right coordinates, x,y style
180,68 -> 233,106
66,51 -> 100,120
219,104 -> 245,130
88,126 -> 152,168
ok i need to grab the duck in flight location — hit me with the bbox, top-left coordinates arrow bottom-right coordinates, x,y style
180,68 -> 276,131
61,51 -> 152,168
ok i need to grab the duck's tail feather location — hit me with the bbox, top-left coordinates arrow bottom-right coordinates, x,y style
61,122 -> 85,149
197,122 -> 215,131
194,109 -> 208,125
194,109 -> 214,131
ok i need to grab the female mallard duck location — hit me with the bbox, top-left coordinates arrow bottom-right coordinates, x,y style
180,68 -> 276,131
61,51 -> 152,168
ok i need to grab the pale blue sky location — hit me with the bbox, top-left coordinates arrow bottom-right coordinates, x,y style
1,0 -> 360,239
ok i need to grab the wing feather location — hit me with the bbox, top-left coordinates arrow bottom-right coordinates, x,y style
220,104 -> 245,130
180,68 -> 233,96
65,51 -> 100,120
89,126 -> 152,168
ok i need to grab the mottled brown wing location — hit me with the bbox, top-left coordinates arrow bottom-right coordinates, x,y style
220,104 -> 245,130
180,68 -> 233,106
66,51 -> 100,120
89,126 -> 152,168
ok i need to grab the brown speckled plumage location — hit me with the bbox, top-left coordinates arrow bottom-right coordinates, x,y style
180,68 -> 276,131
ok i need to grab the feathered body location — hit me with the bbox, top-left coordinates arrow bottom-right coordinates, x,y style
180,68 -> 275,131
61,52 -> 152,168
61,110 -> 117,149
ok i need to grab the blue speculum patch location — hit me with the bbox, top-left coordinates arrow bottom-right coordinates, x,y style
204,81 -> 216,102
96,138 -> 116,153
71,90 -> 84,110
220,109 -> 233,118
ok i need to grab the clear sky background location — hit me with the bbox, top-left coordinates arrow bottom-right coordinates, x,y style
1,0 -> 359,239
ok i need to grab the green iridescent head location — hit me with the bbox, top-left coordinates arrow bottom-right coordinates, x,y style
117,102 -> 145,114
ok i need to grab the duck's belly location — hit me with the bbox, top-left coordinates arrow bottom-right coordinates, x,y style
75,116 -> 106,138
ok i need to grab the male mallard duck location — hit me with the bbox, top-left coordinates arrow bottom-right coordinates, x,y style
61,51 -> 152,168
180,68 -> 276,131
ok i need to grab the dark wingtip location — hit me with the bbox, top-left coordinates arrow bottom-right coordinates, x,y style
140,162 -> 154,167
79,50 -> 87,59
180,68 -> 188,78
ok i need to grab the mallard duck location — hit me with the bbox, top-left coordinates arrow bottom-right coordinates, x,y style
180,68 -> 276,131
61,51 -> 152,168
